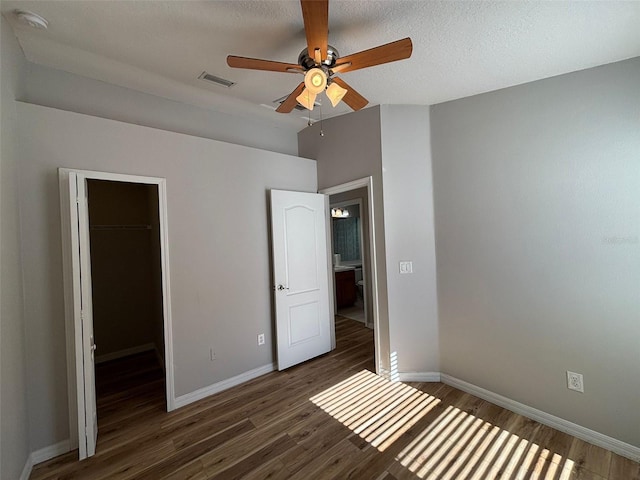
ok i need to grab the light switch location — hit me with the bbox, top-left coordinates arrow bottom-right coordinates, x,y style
399,261 -> 413,274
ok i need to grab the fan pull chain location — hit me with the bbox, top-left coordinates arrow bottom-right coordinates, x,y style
307,89 -> 313,127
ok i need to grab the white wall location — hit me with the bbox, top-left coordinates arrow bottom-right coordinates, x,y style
0,15 -> 31,480
16,103 -> 317,451
431,58 -> 640,447
298,107 -> 392,374
380,106 -> 439,376
21,62 -> 298,157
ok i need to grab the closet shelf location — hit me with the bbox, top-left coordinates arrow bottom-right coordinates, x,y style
90,224 -> 152,230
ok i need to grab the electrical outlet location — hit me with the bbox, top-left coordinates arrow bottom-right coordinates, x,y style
209,348 -> 216,361
257,333 -> 265,346
567,371 -> 584,393
399,261 -> 413,274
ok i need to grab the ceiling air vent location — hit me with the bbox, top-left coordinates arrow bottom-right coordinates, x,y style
273,94 -> 320,111
198,72 -> 236,88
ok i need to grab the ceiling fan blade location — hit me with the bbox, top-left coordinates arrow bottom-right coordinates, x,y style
333,37 -> 413,73
331,77 -> 368,111
227,55 -> 303,73
276,82 -> 306,113
301,0 -> 328,62
330,62 -> 352,74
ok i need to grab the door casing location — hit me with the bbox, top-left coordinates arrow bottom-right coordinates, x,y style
320,176 -> 381,375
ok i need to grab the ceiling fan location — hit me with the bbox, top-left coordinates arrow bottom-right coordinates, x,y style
226,0 -> 413,114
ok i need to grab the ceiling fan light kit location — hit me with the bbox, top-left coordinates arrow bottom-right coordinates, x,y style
226,0 -> 413,114
304,68 -> 328,94
296,90 -> 317,111
326,81 -> 347,107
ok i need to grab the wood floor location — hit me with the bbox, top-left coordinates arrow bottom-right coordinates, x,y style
31,317 -> 638,480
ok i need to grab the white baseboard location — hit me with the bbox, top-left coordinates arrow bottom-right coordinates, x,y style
20,363 -> 275,475
20,439 -> 72,479
440,374 -> 640,462
19,455 -> 34,480
95,343 -> 155,364
32,439 -> 72,464
174,363 -> 276,409
398,372 -> 441,382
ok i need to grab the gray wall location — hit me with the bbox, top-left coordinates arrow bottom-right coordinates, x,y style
298,106 -> 392,375
0,16 -> 31,480
21,62 -> 298,157
298,105 -> 439,374
0,17 -> 30,480
17,102 -> 317,450
432,58 -> 640,447
380,106 -> 439,375
300,106 -> 441,378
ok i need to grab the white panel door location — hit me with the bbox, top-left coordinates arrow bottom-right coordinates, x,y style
271,190 -> 332,370
68,172 -> 98,458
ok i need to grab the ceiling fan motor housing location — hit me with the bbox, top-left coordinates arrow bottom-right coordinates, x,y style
298,45 -> 340,71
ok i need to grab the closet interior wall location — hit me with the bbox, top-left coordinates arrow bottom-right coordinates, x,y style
87,180 -> 164,366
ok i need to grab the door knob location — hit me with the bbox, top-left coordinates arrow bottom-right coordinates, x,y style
276,285 -> 289,291
91,344 -> 97,352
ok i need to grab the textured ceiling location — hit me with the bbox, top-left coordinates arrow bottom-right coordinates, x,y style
3,0 -> 640,131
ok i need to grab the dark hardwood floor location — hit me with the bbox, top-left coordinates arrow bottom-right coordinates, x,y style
31,317 -> 638,479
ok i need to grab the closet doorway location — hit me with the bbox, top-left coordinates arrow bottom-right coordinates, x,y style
60,169 -> 174,460
88,180 -> 165,367
88,179 -> 166,445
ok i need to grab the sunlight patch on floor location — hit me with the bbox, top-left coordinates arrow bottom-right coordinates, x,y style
310,369 -> 440,451
310,369 -> 577,479
397,406 -> 576,479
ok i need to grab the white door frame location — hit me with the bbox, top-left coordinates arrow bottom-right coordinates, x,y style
329,198 -> 368,327
59,168 -> 175,457
320,176 -> 381,375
